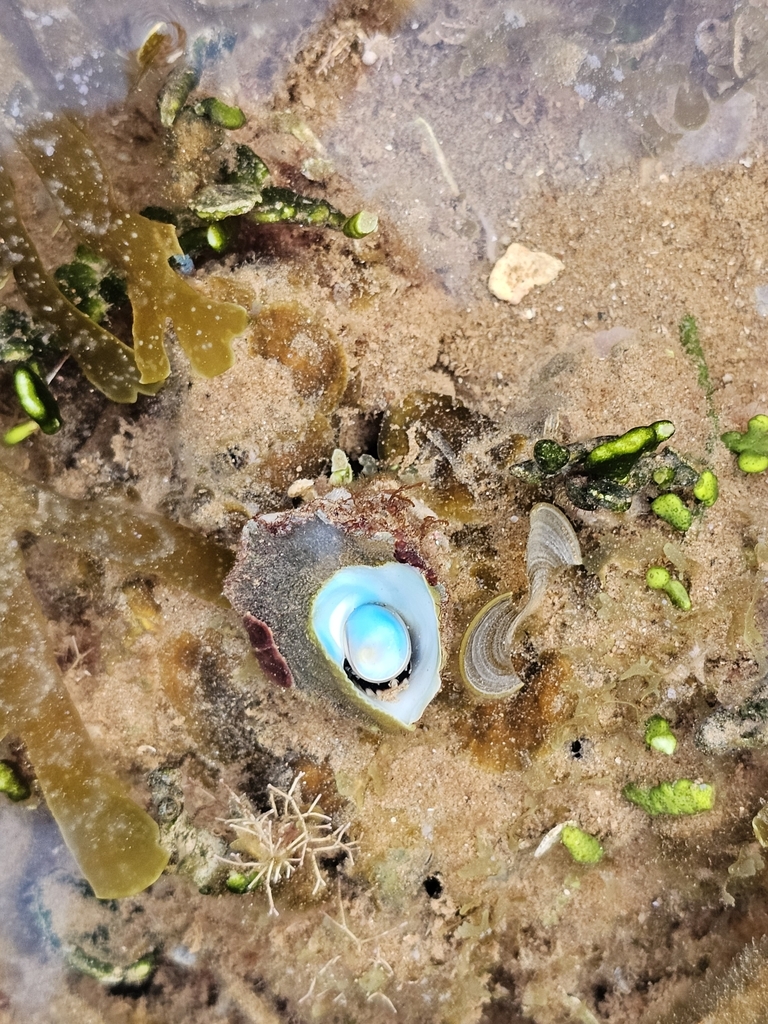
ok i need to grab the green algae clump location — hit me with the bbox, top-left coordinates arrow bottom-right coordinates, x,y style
623,779 -> 714,815
644,715 -> 678,755
646,566 -> 691,610
560,825 -> 604,864
0,759 -> 30,802
693,468 -> 719,505
651,493 -> 693,532
193,97 -> 246,130
722,415 -> 768,474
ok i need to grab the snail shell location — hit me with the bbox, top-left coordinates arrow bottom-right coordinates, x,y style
225,489 -> 444,730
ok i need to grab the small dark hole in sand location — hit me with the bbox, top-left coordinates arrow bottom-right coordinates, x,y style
424,875 -> 443,898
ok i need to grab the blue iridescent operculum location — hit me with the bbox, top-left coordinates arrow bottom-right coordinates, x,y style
310,563 -> 442,729
343,603 -> 411,683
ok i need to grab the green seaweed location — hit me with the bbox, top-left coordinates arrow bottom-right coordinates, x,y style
3,420 -> 40,445
623,779 -> 714,815
679,314 -> 718,445
193,97 -> 246,130
54,247 -> 128,325
248,186 -> 378,238
12,363 -> 61,435
224,144 -> 271,190
722,415 -> 768,473
646,566 -> 691,610
0,759 -> 30,801
693,468 -> 719,505
679,315 -> 713,397
14,114 -> 248,385
650,494 -> 693,533
0,307 -> 49,362
512,420 -> 716,522
226,871 -> 258,893
533,438 -> 571,474
583,421 -> 675,479
560,825 -> 604,864
644,715 -> 678,755
0,242 -> 132,439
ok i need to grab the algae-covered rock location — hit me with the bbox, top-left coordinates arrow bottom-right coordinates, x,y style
696,682 -> 768,752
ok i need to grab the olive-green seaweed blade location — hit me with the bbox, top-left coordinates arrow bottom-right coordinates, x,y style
15,115 -> 248,384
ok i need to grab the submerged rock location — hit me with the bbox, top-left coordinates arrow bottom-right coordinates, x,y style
697,681 -> 768,752
488,243 -> 564,305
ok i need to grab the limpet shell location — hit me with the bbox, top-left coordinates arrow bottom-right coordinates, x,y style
460,503 -> 582,698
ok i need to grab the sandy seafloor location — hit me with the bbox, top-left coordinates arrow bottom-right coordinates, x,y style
3,0 -> 768,1021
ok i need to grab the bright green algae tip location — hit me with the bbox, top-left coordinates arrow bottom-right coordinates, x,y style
13,364 -> 62,434
623,779 -> 714,815
193,97 -> 247,129
644,715 -> 677,755
3,420 -> 39,446
663,578 -> 692,611
342,210 -> 378,239
561,825 -> 604,864
646,567 -> 691,610
646,566 -> 670,590
651,493 -> 692,532
693,469 -> 718,506
722,415 -> 768,473
227,871 -> 257,893
0,759 -> 30,801
584,420 -> 674,478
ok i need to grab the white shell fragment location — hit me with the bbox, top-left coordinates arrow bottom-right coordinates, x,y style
311,563 -> 442,729
460,503 -> 582,698
488,243 -> 564,305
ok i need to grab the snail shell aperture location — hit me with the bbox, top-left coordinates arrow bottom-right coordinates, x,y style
310,562 -> 441,727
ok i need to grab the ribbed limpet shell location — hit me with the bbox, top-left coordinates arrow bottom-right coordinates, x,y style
460,503 -> 582,698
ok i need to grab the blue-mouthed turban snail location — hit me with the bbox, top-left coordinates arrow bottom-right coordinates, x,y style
224,488 -> 444,730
